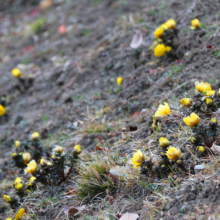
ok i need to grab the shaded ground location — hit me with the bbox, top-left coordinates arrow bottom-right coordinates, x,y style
1,0 -> 220,219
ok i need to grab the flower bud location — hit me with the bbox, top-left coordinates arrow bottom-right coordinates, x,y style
198,146 -> 205,153
181,98 -> 192,108
159,137 -> 169,148
209,118 -> 217,128
206,98 -> 213,106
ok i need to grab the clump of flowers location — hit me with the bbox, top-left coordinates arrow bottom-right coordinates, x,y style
151,18 -> 178,58
191,18 -> 201,29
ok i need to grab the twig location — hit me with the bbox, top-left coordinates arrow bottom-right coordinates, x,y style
11,199 -> 40,220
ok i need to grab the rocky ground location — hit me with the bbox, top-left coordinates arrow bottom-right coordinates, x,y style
1,0 -> 220,219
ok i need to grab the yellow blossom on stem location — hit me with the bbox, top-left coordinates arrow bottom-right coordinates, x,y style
14,177 -> 22,185
154,26 -> 164,38
159,137 -> 169,148
198,146 -> 205,153
11,68 -> 22,78
3,195 -> 12,203
161,23 -> 169,30
165,19 -> 176,29
73,145 -> 82,154
183,113 -> 200,127
22,152 -> 31,165
24,160 -> 37,174
166,147 -> 181,161
131,150 -> 146,168
117,77 -> 123,86
181,98 -> 192,108
195,81 -> 211,93
31,132 -> 40,140
191,19 -> 201,29
154,44 -> 167,57
0,104 -> 6,116
154,102 -> 170,118
14,208 -> 25,220
15,140 -> 21,148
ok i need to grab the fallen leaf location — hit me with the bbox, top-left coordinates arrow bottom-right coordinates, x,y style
130,31 -> 143,49
211,142 -> 220,155
119,213 -> 139,220
63,205 -> 86,215
65,187 -> 76,196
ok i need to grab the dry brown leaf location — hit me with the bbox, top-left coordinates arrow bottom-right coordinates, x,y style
63,205 -> 86,215
211,142 -> 220,155
119,213 -> 139,220
130,31 -> 143,49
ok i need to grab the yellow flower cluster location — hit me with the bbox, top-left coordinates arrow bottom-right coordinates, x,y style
154,19 -> 176,38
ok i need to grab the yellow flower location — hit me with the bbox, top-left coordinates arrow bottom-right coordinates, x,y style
11,68 -> 22,78
73,145 -> 82,154
0,104 -> 6,116
165,19 -> 176,29
154,102 -> 170,118
40,158 -> 52,166
166,147 -> 181,161
210,118 -> 217,123
191,19 -> 201,29
198,146 -> 205,153
206,98 -> 213,105
195,81 -> 211,93
154,44 -> 166,57
159,137 -> 169,148
3,195 -> 12,203
183,113 -> 200,127
15,208 -> 25,220
15,182 -> 23,191
11,153 -> 17,157
53,146 -> 64,154
24,160 -> 37,174
15,140 -> 21,148
28,176 -> 36,186
131,150 -> 146,168
165,46 -> 171,52
154,26 -> 164,38
204,90 -> 215,96
181,98 -> 192,108
31,132 -> 40,140
22,152 -> 31,165
117,77 -> 123,86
